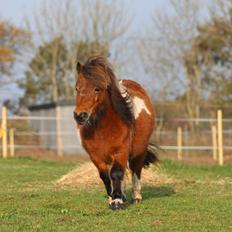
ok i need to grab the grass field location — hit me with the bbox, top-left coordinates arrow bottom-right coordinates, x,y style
0,157 -> 231,232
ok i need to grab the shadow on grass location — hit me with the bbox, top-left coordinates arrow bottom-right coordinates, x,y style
142,185 -> 176,200
125,185 -> 175,204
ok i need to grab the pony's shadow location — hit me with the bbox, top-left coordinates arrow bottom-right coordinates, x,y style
142,185 -> 175,200
125,185 -> 175,204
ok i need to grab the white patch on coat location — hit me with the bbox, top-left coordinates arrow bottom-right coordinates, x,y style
132,173 -> 142,200
132,96 -> 151,119
119,80 -> 151,119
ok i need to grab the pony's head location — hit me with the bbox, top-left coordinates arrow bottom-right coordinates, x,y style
74,56 -> 133,127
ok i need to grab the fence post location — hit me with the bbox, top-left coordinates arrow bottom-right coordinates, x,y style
9,128 -> 15,157
2,106 -> 8,158
56,105 -> 63,156
177,127 -> 182,160
217,110 -> 224,166
211,125 -> 217,161
184,125 -> 189,157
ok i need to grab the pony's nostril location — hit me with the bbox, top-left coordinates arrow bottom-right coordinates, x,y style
74,112 -> 89,124
79,112 -> 88,120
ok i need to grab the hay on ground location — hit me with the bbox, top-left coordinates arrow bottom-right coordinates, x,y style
56,162 -> 232,187
56,162 -> 170,187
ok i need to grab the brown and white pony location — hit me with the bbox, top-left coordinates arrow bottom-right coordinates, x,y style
74,56 -> 158,210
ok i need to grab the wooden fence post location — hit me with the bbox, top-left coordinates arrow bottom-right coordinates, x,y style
217,110 -> 224,166
211,125 -> 217,161
184,125 -> 189,157
56,105 -> 63,156
2,106 -> 8,158
177,127 -> 182,160
9,128 -> 15,157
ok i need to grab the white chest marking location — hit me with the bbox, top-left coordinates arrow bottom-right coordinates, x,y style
133,96 -> 151,119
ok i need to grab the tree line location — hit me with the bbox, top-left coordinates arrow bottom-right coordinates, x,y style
0,0 -> 232,121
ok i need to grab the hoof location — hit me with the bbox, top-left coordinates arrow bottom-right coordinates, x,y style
132,198 -> 142,204
109,198 -> 124,210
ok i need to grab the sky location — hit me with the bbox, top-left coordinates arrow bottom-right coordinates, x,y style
0,0 -> 165,33
0,0 -> 168,105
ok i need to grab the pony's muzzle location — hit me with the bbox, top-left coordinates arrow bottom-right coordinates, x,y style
74,111 -> 89,125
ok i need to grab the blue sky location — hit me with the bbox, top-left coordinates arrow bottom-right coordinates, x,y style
0,0 -> 166,34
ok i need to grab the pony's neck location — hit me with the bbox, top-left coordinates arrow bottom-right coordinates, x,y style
81,94 -> 124,138
94,95 -> 117,127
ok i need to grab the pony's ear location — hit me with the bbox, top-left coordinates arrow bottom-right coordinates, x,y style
76,62 -> 83,74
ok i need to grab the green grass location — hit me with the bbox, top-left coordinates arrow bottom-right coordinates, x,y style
161,160 -> 232,180
0,157 -> 231,232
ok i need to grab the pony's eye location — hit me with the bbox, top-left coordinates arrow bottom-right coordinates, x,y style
94,87 -> 101,93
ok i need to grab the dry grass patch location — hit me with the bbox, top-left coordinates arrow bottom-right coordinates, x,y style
56,161 -> 232,187
56,162 -> 172,187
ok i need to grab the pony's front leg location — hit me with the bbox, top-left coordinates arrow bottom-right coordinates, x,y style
99,171 -> 112,197
90,158 -> 112,201
109,159 -> 127,210
93,161 -> 112,199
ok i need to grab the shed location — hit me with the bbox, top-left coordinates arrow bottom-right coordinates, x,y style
29,100 -> 87,156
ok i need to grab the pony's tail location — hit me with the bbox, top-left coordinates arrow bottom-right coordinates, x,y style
143,143 -> 160,168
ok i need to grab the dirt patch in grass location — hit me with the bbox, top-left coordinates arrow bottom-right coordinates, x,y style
56,162 -> 232,187
56,162 -> 168,187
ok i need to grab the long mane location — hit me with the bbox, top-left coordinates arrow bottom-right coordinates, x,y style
82,56 -> 133,126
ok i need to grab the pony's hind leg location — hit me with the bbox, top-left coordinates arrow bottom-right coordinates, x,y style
109,161 -> 127,210
129,155 -> 144,204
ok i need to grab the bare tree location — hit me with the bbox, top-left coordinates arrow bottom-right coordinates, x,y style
78,0 -> 131,70
23,0 -> 131,103
139,0 -> 209,123
209,0 -> 232,19
139,0 -> 232,131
